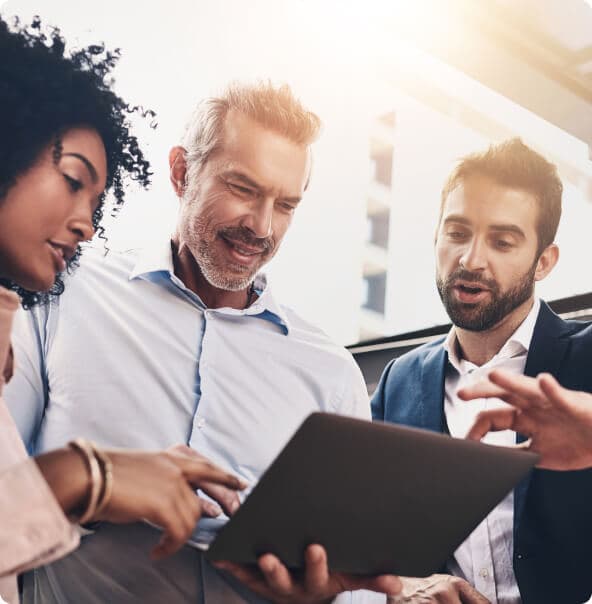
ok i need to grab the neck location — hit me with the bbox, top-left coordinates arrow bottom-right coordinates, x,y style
171,238 -> 252,309
454,297 -> 535,366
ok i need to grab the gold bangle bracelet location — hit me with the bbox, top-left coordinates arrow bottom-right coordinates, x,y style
68,438 -> 102,525
91,444 -> 113,519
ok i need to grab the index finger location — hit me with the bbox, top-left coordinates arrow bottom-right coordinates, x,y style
183,459 -> 246,489
466,407 -> 521,441
199,481 -> 242,517
457,381 -> 509,402
486,370 -> 548,408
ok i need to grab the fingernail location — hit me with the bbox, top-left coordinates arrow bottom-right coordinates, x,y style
209,504 -> 222,516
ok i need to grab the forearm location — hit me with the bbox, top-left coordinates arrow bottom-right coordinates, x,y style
34,447 -> 89,516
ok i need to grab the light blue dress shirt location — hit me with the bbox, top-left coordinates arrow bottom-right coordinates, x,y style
5,241 -> 380,603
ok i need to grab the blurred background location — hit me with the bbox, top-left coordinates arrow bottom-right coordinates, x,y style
2,0 -> 592,350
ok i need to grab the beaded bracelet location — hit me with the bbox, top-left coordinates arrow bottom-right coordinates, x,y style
68,438 -> 102,524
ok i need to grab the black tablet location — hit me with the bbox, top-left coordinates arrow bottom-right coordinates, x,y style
206,412 -> 537,577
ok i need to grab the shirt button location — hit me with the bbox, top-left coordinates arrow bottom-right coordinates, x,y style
196,417 -> 206,429
478,568 -> 489,579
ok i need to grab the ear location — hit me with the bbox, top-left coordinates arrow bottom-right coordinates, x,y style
169,146 -> 187,198
534,243 -> 559,282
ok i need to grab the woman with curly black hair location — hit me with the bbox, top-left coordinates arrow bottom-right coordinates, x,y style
0,16 -> 243,603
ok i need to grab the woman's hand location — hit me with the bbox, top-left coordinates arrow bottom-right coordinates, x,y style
36,444 -> 246,559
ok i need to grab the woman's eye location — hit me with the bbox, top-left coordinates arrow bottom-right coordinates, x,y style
64,174 -> 83,193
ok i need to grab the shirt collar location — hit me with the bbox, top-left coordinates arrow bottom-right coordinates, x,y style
443,297 -> 541,371
128,240 -> 291,334
128,239 -> 174,280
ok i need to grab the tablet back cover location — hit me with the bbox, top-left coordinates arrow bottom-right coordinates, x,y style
207,412 -> 537,576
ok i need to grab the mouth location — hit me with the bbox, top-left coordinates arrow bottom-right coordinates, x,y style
453,281 -> 491,303
219,235 -> 267,265
47,241 -> 76,272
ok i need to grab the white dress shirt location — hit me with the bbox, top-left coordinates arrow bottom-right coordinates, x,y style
5,241 -> 376,603
442,298 -> 540,604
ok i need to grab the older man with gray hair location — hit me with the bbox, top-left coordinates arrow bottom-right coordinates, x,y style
6,82 -> 402,603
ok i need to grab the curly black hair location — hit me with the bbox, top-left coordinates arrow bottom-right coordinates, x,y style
0,16 -> 153,306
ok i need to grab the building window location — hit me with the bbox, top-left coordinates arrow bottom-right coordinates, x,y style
362,272 -> 387,315
366,209 -> 390,249
370,145 -> 394,188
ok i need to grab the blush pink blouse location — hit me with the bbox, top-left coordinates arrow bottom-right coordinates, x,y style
0,288 -> 78,604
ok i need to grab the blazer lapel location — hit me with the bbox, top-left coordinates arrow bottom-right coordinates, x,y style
524,301 -> 570,380
420,345 -> 448,433
514,301 -> 570,535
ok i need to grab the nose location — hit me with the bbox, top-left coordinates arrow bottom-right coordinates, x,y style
68,201 -> 96,242
459,237 -> 487,271
240,198 -> 273,239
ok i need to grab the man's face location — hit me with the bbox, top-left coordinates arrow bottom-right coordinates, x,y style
435,174 -> 544,332
176,110 -> 311,291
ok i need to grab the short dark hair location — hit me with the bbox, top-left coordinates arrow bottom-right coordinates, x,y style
0,16 -> 153,306
439,138 -> 563,255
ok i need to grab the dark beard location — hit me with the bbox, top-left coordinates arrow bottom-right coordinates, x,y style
436,264 -> 537,331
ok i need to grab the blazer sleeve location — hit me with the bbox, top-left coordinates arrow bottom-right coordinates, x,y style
370,359 -> 396,421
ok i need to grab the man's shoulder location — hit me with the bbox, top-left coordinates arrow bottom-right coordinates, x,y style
63,245 -> 141,289
47,246 -> 144,311
536,300 -> 592,334
389,336 -> 446,369
377,335 -> 446,385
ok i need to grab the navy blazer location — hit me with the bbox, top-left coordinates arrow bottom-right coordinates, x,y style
371,301 -> 592,604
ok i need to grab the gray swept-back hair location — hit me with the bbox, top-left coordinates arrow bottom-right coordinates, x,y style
179,81 -> 321,187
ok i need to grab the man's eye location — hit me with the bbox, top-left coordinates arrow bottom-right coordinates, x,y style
64,174 -> 83,192
279,202 -> 296,213
228,182 -> 254,196
496,240 -> 513,249
447,231 -> 466,239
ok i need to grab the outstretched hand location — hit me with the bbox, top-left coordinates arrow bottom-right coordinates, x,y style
215,544 -> 402,604
458,369 -> 592,470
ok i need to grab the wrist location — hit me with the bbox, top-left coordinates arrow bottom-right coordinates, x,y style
35,447 -> 90,515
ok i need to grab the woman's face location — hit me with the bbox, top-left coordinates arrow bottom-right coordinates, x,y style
0,127 -> 107,291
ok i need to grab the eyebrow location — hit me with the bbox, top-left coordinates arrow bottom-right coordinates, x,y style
443,215 -> 526,238
222,170 -> 302,204
62,153 -> 99,184
489,224 -> 526,239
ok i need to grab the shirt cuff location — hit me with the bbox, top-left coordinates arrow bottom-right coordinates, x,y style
0,457 -> 79,576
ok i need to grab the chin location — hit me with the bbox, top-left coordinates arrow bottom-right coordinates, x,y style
18,272 -> 57,293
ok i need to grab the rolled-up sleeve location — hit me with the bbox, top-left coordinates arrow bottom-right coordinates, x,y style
0,395 -> 78,577
0,455 -> 79,577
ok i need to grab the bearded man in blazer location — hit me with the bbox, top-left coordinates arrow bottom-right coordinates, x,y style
373,138 -> 592,604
